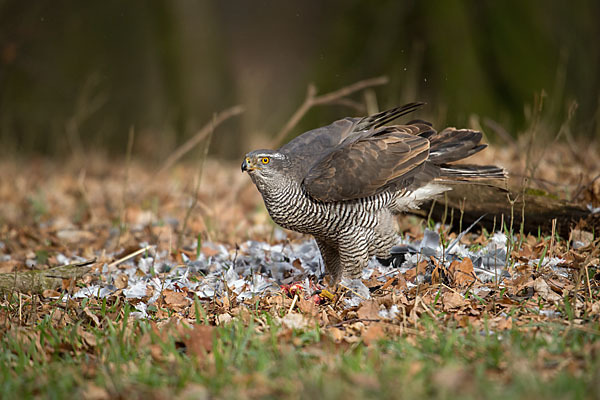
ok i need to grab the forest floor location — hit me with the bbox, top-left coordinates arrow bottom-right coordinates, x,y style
1,140 -> 599,399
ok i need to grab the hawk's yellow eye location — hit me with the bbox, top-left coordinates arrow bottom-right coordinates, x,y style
261,157 -> 270,164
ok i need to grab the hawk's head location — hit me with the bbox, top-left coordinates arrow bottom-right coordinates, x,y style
241,150 -> 292,190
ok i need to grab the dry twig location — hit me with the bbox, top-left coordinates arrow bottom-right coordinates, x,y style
155,105 -> 245,176
108,245 -> 155,269
271,76 -> 389,147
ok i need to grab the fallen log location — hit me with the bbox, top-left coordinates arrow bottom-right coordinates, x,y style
0,260 -> 95,295
409,184 -> 599,238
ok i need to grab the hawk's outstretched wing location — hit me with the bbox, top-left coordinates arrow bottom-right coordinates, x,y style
279,103 -> 425,178
303,125 -> 434,202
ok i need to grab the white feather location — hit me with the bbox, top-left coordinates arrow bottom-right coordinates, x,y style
393,183 -> 450,211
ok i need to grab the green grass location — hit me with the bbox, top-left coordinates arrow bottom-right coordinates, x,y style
1,303 -> 598,399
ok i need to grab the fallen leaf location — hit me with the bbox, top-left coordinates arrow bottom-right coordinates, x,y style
533,277 -> 562,302
82,383 -> 109,400
357,300 -> 380,320
216,313 -> 233,325
83,307 -> 100,327
61,278 -> 77,292
292,258 -> 304,270
493,316 -> 513,330
298,296 -> 319,316
180,324 -> 214,358
81,330 -> 97,347
42,289 -> 61,298
280,312 -> 310,330
362,323 -> 385,346
163,290 -> 189,307
395,273 -> 408,290
327,327 -> 345,343
150,344 -> 164,362
77,325 -> 98,347
201,245 -> 220,257
449,258 -> 476,287
114,274 -> 128,289
443,291 -> 468,311
405,260 -> 429,282
380,277 -> 396,291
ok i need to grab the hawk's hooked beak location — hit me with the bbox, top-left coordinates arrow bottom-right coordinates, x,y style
241,158 -> 255,172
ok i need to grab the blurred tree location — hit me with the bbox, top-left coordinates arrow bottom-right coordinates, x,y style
0,0 -> 598,159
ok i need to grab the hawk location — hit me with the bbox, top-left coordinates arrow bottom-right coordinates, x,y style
242,103 -> 506,284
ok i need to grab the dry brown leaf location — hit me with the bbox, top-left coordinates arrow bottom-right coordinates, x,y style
163,290 -> 189,307
0,259 -> 20,273
42,289 -> 61,298
81,330 -> 97,347
297,296 -> 319,316
114,274 -> 128,290
83,307 -> 100,327
77,325 -> 97,347
432,265 -> 442,284
357,300 -> 380,320
449,258 -> 476,287
443,291 -> 468,311
280,312 -> 310,330
379,277 -> 396,291
60,278 -> 76,292
327,327 -> 345,343
493,316 -> 513,330
82,383 -> 110,400
519,244 -> 534,259
395,273 -> 408,290
404,260 -> 428,282
292,258 -> 304,270
179,324 -> 214,358
533,277 -> 562,302
508,270 -> 534,294
216,313 -> 233,325
201,245 -> 220,257
569,229 -> 594,249
362,323 -> 385,346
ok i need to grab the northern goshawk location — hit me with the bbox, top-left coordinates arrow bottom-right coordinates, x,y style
242,103 -> 506,284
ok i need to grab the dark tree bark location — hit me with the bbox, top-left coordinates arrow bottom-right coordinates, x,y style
409,184 -> 598,237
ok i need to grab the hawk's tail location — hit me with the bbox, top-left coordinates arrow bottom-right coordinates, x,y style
427,128 -> 488,163
428,127 -> 507,183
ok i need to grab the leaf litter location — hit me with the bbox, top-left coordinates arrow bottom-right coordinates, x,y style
1,155 -> 599,393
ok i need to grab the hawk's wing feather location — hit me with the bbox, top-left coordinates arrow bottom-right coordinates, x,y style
278,103 -> 425,178
303,126 -> 431,202
278,118 -> 357,167
354,102 -> 425,130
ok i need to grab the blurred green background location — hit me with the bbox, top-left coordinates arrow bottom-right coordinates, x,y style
1,0 -> 598,160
